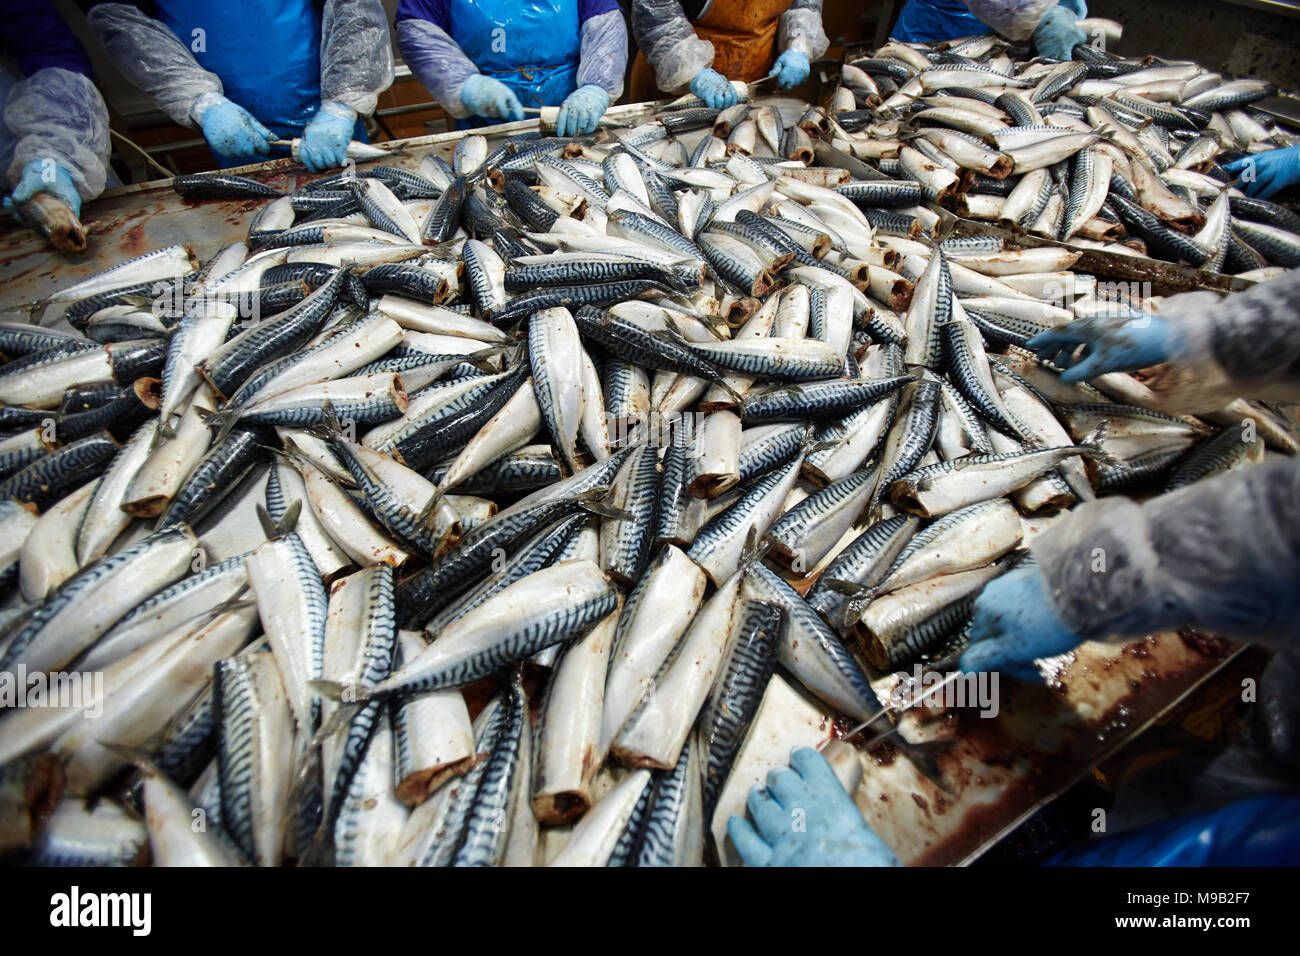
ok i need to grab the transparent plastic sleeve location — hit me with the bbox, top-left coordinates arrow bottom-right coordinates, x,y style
395,18 -> 479,119
86,3 -> 221,128
5,67 -> 109,200
320,0 -> 394,117
1033,456 -> 1300,649
962,0 -> 1058,41
576,9 -> 628,101
1145,271 -> 1300,412
780,0 -> 829,62
630,0 -> 714,94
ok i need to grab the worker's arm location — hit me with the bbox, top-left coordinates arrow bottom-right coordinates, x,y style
575,3 -> 628,103
302,0 -> 394,170
85,3 -> 274,158
84,2 -> 221,128
1,1 -> 109,209
629,0 -> 714,95
964,273 -> 1300,676
964,457 -> 1300,675
769,0 -> 828,90
395,0 -> 518,121
1029,269 -> 1300,413
319,0 -> 393,120
1224,145 -> 1300,200
961,0 -> 1086,58
554,2 -> 627,136
779,0 -> 829,63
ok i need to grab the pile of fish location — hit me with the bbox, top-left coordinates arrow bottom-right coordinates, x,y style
828,35 -> 1300,275
0,79 -> 1294,868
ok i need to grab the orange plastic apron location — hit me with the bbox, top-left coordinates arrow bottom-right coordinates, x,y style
629,0 -> 794,103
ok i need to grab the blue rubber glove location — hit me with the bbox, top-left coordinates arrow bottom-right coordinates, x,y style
960,565 -> 1082,682
460,74 -> 525,123
5,159 -> 81,218
1224,145 -> 1300,200
728,747 -> 901,866
556,85 -> 610,138
1025,311 -> 1179,382
1032,3 -> 1088,61
197,96 -> 275,160
301,101 -> 357,172
770,50 -> 811,90
690,68 -> 737,110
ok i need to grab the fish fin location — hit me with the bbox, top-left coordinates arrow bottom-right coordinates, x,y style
197,405 -> 240,445
1075,422 -> 1120,467
307,679 -> 369,704
738,526 -> 772,570
575,484 -> 629,519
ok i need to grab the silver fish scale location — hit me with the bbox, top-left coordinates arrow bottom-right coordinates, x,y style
264,466 -> 288,521
112,553 -> 246,631
452,681 -> 527,867
1063,148 -> 1094,238
154,685 -> 217,784
739,424 -> 805,482
422,514 -> 584,637
689,457 -> 799,565
371,376 -> 503,452
943,322 -> 1028,439
690,342 -> 843,380
745,562 -> 878,720
0,526 -> 192,671
609,209 -> 703,261
886,499 -> 1005,575
0,432 -> 117,504
1166,429 -> 1254,491
214,656 -> 267,863
876,381 -> 942,497
601,445 -> 659,584
806,514 -> 918,624
243,387 -> 403,429
699,600 -> 781,819
334,444 -> 445,556
939,379 -> 993,453
538,156 -> 608,208
743,376 -> 912,422
879,591 -> 980,669
0,437 -> 47,479
281,530 -> 329,727
327,699 -> 386,824
634,739 -> 698,867
654,430 -> 695,546
205,270 -> 345,396
767,468 -> 877,551
422,694 -> 508,867
606,772 -> 657,866
396,587 -> 618,695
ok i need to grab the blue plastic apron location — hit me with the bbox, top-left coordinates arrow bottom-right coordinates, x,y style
449,0 -> 582,130
891,0 -> 989,44
153,0 -> 364,167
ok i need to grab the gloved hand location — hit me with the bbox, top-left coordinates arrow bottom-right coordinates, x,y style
770,50 -> 811,90
5,159 -> 81,218
1025,311 -> 1179,382
1032,2 -> 1088,61
1224,145 -> 1300,200
195,95 -> 274,160
460,74 -> 525,123
690,68 -> 737,110
727,747 -> 901,866
960,565 -> 1082,682
556,85 -> 610,137
301,101 -> 356,172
